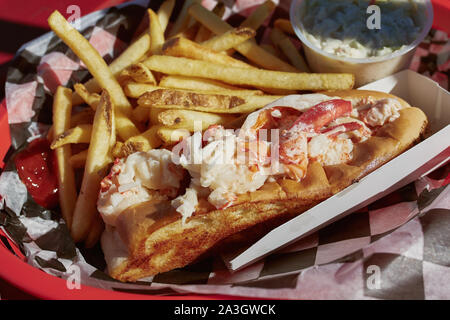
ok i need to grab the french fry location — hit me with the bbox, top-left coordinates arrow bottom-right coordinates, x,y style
260,43 -> 282,58
72,33 -> 151,106
157,109 -> 236,131
188,3 -> 297,72
132,105 -> 150,123
123,82 -> 162,98
157,0 -> 175,32
70,148 -> 114,169
159,76 -> 264,95
124,80 -> 264,99
148,103 -> 263,114
274,18 -> 295,35
119,126 -> 162,157
115,110 -> 141,141
156,126 -> 190,145
51,124 -> 92,149
222,0 -> 275,56
142,95 -> 282,114
52,86 -> 77,230
69,149 -> 88,168
239,0 -> 276,30
252,46 -> 299,94
189,29 -> 295,97
161,37 -> 295,95
74,83 -> 139,142
138,89 -> 282,114
194,25 -> 211,43
139,89 -> 246,110
168,0 -> 201,37
71,90 -> 115,242
84,214 -> 105,248
73,83 -> 101,109
48,11 -> 132,116
148,8 -> 164,55
119,63 -> 157,84
256,86 -> 297,96
201,27 -> 256,52
162,37 -> 253,69
143,55 -> 355,91
149,107 -> 165,125
194,2 -> 225,43
237,94 -> 284,108
270,28 -> 310,72
157,31 -> 292,98
174,21 -> 200,40
231,38 -> 299,71
70,108 -> 95,127
160,75 -> 239,91
140,88 -> 280,108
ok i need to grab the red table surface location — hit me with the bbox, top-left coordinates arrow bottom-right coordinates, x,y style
0,0 -> 449,300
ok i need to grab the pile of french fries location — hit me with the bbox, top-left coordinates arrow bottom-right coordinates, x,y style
46,0 -> 354,247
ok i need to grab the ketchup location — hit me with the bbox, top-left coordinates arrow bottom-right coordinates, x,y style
14,138 -> 59,209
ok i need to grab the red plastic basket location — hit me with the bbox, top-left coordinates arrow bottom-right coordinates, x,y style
0,0 -> 449,300
0,241 -> 212,299
432,0 -> 450,33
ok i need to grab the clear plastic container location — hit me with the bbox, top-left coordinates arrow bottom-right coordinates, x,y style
290,0 -> 434,87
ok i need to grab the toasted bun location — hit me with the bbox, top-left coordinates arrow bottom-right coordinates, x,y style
102,90 -> 428,282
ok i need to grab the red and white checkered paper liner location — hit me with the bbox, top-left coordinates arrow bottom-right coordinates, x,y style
0,0 -> 449,299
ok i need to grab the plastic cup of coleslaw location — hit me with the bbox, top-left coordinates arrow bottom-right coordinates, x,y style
290,0 -> 434,87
